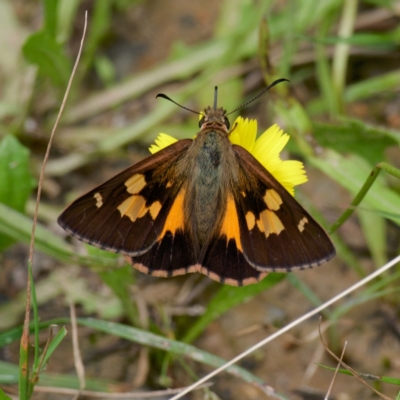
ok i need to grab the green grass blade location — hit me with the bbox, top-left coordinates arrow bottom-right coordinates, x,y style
0,203 -> 118,267
0,360 -> 115,390
318,364 -> 400,385
2,318 -> 266,387
29,262 -> 40,374
40,327 -> 67,370
309,151 -> 400,227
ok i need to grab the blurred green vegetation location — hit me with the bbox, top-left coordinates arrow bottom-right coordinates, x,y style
1,0 -> 400,398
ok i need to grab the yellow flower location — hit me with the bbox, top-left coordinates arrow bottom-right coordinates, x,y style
149,133 -> 177,154
149,116 -> 307,196
230,117 -> 307,195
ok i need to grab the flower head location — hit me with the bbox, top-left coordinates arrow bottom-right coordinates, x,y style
149,133 -> 177,154
149,116 -> 307,195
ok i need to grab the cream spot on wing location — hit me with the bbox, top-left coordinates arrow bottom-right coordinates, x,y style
125,174 -> 146,194
94,192 -> 103,208
264,189 -> 282,211
118,195 -> 146,221
257,210 -> 284,237
149,201 -> 162,219
245,211 -> 256,230
166,181 -> 173,188
298,216 -> 308,232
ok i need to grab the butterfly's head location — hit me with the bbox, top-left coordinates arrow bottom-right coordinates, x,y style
199,107 -> 230,132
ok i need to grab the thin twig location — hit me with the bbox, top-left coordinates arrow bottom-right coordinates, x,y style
324,339 -> 347,400
19,9 -> 88,395
70,302 -> 86,399
33,382 -> 213,398
319,322 -> 392,400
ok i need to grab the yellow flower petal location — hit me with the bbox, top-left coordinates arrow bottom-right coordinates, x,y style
252,125 -> 289,172
149,133 -> 178,154
229,116 -> 257,153
271,160 -> 308,196
229,121 -> 307,196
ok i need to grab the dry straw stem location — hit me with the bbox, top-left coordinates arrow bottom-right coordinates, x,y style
170,254 -> 400,400
324,337 -> 347,400
33,383 -> 213,398
319,322 -> 392,400
20,9 -> 88,392
70,302 -> 85,399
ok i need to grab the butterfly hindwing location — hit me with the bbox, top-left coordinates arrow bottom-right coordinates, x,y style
201,194 -> 268,286
58,140 -> 192,256
232,145 -> 335,271
125,188 -> 197,277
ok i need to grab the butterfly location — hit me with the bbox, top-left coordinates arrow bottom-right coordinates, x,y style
58,82 -> 335,286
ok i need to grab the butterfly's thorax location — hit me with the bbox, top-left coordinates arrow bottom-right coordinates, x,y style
177,111 -> 239,258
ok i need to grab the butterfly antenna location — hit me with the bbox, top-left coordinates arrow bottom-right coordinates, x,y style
214,86 -> 218,110
226,78 -> 289,116
156,93 -> 201,115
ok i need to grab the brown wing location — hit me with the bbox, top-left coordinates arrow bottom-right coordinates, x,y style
58,140 -> 192,256
125,187 -> 197,277
199,194 -> 268,286
232,145 -> 335,272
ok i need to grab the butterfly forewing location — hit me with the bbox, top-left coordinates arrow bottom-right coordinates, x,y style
58,140 -> 192,255
233,145 -> 335,271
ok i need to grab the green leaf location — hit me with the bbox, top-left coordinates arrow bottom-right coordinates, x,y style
43,0 -> 59,37
313,119 -> 397,165
22,30 -> 71,88
182,274 -> 286,343
0,135 -> 34,250
0,135 -> 34,210
308,150 -> 400,227
358,212 -> 387,267
0,388 -> 12,400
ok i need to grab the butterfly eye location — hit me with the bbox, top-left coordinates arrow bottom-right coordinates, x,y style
198,117 -> 205,128
224,117 -> 230,130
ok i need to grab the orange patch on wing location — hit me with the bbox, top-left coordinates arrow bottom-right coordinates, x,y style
159,190 -> 185,238
125,174 -> 146,194
257,209 -> 284,237
220,196 -> 242,251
